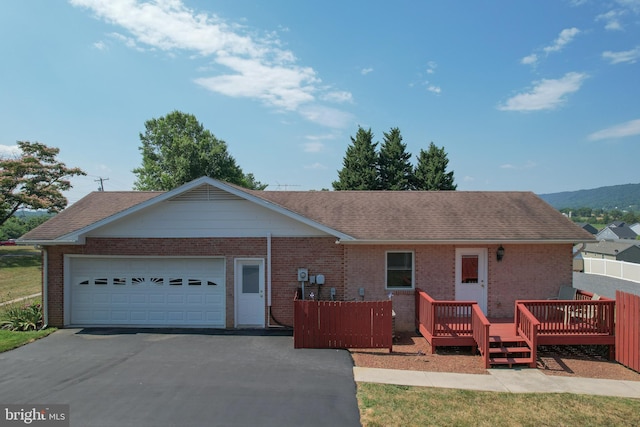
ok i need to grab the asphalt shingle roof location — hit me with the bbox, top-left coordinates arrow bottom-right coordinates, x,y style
20,184 -> 594,243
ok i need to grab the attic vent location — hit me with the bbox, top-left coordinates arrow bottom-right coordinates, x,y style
169,184 -> 242,202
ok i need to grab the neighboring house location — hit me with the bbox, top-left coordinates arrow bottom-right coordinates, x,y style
19,177 -> 594,332
595,224 -> 638,241
630,223 -> 640,236
577,222 -> 598,235
581,241 -> 640,264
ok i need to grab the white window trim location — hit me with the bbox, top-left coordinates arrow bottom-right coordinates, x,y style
385,250 -> 415,290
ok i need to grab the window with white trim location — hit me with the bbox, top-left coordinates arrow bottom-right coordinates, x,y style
386,251 -> 414,289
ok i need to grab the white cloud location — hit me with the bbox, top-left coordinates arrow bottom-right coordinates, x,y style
93,40 -> 108,50
427,85 -> 441,94
194,54 -> 317,111
499,161 -> 536,170
602,46 -> 640,64
543,27 -> 581,53
71,0 -> 352,127
521,28 -> 580,66
498,72 -> 587,111
521,53 -> 538,65
588,118 -> 640,140
304,162 -> 327,170
0,144 -> 21,157
303,142 -> 324,153
596,10 -> 625,30
299,105 -> 353,129
426,61 -> 437,74
321,90 -> 353,104
361,67 -> 373,75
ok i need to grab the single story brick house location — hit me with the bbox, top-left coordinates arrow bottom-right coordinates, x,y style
19,177 -> 594,331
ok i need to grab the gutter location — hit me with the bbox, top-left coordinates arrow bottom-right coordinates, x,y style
336,239 -> 597,245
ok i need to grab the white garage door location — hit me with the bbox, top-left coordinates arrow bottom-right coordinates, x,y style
68,257 -> 225,327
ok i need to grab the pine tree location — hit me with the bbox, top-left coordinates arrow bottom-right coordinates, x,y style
413,142 -> 457,190
378,127 -> 413,190
332,127 -> 379,190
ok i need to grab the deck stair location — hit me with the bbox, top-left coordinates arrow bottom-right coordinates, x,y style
488,323 -> 534,368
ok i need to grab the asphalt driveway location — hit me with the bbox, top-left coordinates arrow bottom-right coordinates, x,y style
0,329 -> 361,427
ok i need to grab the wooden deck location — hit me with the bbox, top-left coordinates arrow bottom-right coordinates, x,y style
416,289 -> 616,368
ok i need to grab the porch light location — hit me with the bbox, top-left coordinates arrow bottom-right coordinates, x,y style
496,245 -> 505,262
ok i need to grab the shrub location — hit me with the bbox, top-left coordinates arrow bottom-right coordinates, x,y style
1,302 -> 43,331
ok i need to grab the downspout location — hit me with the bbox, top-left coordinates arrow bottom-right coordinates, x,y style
41,246 -> 48,329
267,232 -> 272,327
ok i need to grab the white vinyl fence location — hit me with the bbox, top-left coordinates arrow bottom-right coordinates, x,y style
583,258 -> 640,284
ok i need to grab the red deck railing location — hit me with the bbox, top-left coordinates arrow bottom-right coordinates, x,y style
514,303 -> 540,368
415,288 -> 489,355
471,304 -> 491,368
293,295 -> 393,351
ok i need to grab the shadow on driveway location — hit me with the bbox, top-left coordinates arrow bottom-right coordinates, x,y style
0,328 -> 361,427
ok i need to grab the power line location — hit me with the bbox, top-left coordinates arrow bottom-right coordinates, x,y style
94,177 -> 109,191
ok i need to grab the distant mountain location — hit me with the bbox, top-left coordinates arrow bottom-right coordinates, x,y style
538,183 -> 640,211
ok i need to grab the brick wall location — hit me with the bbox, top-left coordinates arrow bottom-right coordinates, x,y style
270,237 -> 344,326
343,243 -> 574,330
44,236 -> 342,328
43,238 -> 573,331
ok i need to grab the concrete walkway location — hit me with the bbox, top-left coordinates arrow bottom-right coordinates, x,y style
354,367 -> 640,398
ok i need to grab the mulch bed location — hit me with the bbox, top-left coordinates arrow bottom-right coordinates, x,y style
350,332 -> 640,381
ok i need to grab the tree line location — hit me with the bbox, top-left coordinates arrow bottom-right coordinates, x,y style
1,111 -> 456,232
333,126 -> 456,191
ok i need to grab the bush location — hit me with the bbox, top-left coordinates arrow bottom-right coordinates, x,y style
1,302 -> 43,331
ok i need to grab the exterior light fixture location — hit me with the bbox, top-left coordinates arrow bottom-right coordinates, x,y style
496,245 -> 505,262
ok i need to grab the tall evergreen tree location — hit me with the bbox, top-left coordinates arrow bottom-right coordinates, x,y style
332,126 -> 379,190
378,127 -> 413,190
413,142 -> 457,190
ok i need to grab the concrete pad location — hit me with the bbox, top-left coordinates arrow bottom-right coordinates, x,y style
425,371 -> 507,392
353,367 -> 435,388
354,367 -> 508,392
488,368 -> 565,393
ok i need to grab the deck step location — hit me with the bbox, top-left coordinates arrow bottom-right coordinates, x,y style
489,336 -> 524,343
489,346 -> 531,355
489,357 -> 533,367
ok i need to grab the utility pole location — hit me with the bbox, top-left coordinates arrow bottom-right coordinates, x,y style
95,177 -> 109,191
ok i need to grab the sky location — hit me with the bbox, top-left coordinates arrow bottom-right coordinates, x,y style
1,0 -> 639,204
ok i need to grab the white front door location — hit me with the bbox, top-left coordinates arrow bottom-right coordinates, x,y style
454,249 -> 488,314
235,259 -> 265,327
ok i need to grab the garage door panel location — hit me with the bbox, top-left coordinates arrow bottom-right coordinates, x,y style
70,258 -> 225,327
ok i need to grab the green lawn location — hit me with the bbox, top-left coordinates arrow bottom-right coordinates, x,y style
0,245 -> 42,302
357,383 -> 640,427
0,328 -> 56,352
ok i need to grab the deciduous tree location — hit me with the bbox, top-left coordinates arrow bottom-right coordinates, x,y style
0,141 -> 85,227
133,111 -> 266,191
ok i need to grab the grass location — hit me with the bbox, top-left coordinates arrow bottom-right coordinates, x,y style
0,246 -> 53,352
357,383 -> 640,427
0,245 -> 42,302
0,328 -> 56,352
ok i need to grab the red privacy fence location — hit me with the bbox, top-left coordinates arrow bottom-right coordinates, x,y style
616,290 -> 640,373
293,296 -> 393,351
